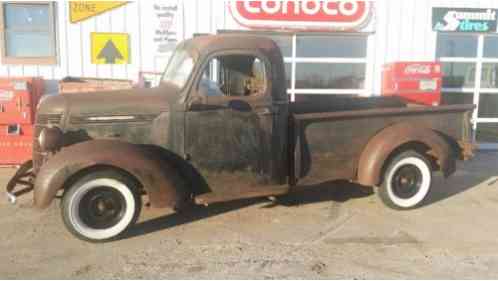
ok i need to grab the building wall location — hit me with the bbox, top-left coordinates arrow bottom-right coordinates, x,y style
0,0 -> 496,94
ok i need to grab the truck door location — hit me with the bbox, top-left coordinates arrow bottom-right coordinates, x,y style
185,53 -> 274,194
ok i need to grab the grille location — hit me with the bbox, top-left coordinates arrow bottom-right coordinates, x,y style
37,114 -> 63,125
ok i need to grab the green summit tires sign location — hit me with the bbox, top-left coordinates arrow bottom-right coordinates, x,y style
433,8 -> 497,33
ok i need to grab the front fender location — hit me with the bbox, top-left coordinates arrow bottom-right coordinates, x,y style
34,140 -> 186,209
357,123 -> 455,187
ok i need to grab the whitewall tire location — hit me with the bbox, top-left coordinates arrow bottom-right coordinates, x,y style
377,151 -> 433,210
61,170 -> 142,243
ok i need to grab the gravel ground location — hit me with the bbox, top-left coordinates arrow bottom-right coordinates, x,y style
1,152 -> 498,279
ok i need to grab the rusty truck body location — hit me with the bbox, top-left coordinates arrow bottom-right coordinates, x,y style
6,34 -> 474,242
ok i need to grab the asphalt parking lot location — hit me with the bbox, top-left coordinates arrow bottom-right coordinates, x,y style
1,152 -> 498,279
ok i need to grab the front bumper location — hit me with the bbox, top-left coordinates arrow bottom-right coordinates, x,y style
5,160 -> 34,205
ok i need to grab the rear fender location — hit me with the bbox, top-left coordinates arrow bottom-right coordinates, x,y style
34,140 -> 186,209
357,123 -> 455,187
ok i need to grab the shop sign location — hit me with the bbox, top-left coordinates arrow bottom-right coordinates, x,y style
229,1 -> 373,31
70,1 -> 128,24
433,8 -> 498,33
153,1 -> 180,54
91,33 -> 130,65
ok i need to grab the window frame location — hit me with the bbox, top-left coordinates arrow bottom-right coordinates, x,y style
0,1 -> 58,65
437,32 -> 498,147
218,30 -> 371,102
193,49 -> 272,103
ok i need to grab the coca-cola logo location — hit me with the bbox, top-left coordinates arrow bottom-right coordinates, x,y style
230,1 -> 373,31
0,90 -> 14,102
404,64 -> 433,75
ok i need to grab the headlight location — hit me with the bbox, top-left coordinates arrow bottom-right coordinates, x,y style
38,127 -> 63,152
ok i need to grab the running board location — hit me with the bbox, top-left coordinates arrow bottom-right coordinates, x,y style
194,186 -> 290,206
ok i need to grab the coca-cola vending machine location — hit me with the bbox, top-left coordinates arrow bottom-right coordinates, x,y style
0,77 -> 44,165
382,62 -> 442,106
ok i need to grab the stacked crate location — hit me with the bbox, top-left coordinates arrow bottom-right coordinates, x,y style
59,77 -> 133,94
0,77 -> 44,165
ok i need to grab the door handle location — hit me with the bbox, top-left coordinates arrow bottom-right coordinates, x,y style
257,108 -> 273,116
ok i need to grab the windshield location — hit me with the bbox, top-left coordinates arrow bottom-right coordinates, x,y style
162,48 -> 195,89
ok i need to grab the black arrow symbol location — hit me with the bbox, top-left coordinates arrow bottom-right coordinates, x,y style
97,40 -> 124,64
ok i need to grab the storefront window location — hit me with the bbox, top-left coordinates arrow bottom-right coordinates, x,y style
476,123 -> 498,143
295,63 -> 365,89
441,62 -> 476,88
296,35 -> 367,58
437,34 -> 478,58
1,2 -> 57,64
441,92 -> 473,106
283,63 -> 291,89
481,63 -> 498,89
483,36 -> 498,58
477,94 -> 498,118
270,33 -> 367,98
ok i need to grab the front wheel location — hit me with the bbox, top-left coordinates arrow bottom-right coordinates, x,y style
377,151 -> 433,210
61,169 -> 142,243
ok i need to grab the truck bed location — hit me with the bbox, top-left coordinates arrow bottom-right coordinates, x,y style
290,99 -> 474,185
289,95 -> 407,115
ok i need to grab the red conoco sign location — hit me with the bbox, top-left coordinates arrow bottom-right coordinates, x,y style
230,1 -> 373,31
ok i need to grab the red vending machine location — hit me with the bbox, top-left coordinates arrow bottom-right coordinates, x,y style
0,77 -> 44,165
382,62 -> 442,106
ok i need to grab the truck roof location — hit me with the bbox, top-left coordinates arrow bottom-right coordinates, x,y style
183,34 -> 282,59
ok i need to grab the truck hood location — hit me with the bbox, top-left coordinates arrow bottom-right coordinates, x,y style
38,83 -> 181,118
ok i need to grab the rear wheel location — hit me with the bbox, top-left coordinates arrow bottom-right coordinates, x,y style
61,169 -> 142,243
377,151 -> 433,210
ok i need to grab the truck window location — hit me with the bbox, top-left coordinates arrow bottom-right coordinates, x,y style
162,48 -> 195,89
199,55 -> 267,97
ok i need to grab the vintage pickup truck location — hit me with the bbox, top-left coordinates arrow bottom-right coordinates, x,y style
6,34 -> 474,242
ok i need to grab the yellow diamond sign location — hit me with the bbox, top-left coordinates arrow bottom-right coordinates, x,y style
91,33 -> 129,65
70,1 -> 128,23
